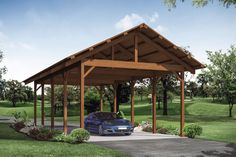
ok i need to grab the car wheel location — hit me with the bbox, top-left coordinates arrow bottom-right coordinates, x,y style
98,125 -> 104,136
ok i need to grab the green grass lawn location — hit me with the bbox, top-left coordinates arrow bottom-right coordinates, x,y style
1,97 -> 236,143
0,123 -> 131,157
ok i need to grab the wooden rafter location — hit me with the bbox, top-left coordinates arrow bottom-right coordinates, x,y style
137,32 -> 195,73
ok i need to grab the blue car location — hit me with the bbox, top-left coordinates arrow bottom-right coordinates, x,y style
84,112 -> 134,135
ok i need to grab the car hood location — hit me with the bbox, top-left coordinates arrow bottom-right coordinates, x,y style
103,119 -> 131,126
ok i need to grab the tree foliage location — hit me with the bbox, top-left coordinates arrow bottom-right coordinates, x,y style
206,45 -> 236,117
164,0 -> 236,9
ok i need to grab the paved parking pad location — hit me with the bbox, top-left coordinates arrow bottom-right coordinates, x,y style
89,131 -> 180,142
92,138 -> 236,157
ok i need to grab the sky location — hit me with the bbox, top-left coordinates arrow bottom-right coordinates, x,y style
0,0 -> 236,85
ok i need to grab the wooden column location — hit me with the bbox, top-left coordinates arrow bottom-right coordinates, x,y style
50,79 -> 55,129
180,72 -> 185,136
152,78 -> 157,133
100,86 -> 104,112
63,72 -> 68,134
134,35 -> 138,62
33,82 -> 37,126
80,63 -> 85,128
130,80 -> 135,126
113,83 -> 117,113
41,84 -> 44,126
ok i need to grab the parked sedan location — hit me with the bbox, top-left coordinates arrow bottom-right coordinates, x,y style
84,112 -> 134,135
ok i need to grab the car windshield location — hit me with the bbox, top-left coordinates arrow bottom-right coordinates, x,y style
95,112 -> 117,120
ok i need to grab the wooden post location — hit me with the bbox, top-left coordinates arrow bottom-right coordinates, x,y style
152,78 -> 157,133
134,34 -> 138,62
33,82 -> 37,126
131,80 -> 135,126
63,72 -> 68,134
180,72 -> 185,137
80,62 -> 85,128
100,86 -> 104,112
41,84 -> 44,126
50,79 -> 55,129
113,83 -> 117,113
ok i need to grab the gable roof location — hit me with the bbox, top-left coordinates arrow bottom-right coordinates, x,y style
24,23 -> 205,85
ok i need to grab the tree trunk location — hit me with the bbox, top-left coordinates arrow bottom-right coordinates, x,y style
162,78 -> 168,115
229,103 -> 233,117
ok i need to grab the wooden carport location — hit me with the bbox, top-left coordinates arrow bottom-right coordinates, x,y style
23,23 -> 204,136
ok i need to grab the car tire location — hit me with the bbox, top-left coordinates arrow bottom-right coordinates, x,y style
98,125 -> 104,136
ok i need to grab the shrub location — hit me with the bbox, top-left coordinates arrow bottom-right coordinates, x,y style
13,121 -> 26,131
184,124 -> 203,138
29,127 -> 59,141
157,128 -> 168,134
166,125 -> 179,135
70,128 -> 90,142
142,125 -> 153,132
134,121 -> 139,127
54,128 -> 90,143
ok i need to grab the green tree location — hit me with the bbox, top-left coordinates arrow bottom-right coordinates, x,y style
5,80 -> 26,107
186,81 -> 198,99
164,0 -> 236,9
206,45 -> 236,117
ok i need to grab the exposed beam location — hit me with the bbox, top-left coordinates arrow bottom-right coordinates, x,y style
24,32 -> 135,84
112,46 -> 115,60
84,59 -> 184,72
116,44 -> 134,58
137,32 -> 195,73
84,66 -> 95,78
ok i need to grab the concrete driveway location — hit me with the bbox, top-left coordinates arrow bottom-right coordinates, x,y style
92,138 -> 236,157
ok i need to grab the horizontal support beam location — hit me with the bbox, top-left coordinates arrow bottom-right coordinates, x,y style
84,59 -> 184,72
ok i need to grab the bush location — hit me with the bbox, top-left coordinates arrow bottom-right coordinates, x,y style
29,127 -> 60,141
184,124 -> 203,138
142,125 -> 153,132
13,121 -> 26,131
157,128 -> 168,134
134,121 -> 139,127
54,128 -> 90,143
70,128 -> 90,142
166,125 -> 179,135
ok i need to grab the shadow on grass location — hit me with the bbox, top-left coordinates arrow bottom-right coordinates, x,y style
202,143 -> 236,157
0,123 -> 32,141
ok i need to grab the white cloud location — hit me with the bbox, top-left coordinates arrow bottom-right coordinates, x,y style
148,12 -> 159,23
115,12 -> 166,32
155,25 -> 168,33
115,13 -> 145,31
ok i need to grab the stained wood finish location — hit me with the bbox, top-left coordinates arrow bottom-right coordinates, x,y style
131,80 -> 135,126
152,78 -> 157,133
51,78 -> 55,129
33,82 -> 37,126
113,83 -> 117,113
134,35 -> 138,62
41,84 -> 44,126
100,86 -> 104,112
63,72 -> 68,134
84,59 -> 184,72
80,62 -> 85,128
180,72 -> 185,136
